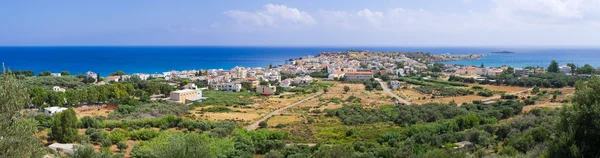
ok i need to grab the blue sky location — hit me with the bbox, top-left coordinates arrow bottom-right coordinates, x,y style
2,0 -> 600,46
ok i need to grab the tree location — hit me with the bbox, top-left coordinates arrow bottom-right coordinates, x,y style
38,70 -> 52,76
480,63 -> 485,68
323,87 -> 329,94
567,63 -> 577,74
61,71 -> 70,76
577,64 -> 596,74
110,71 -> 126,76
259,121 -> 268,128
195,70 -> 203,76
29,86 -> 48,107
65,89 -> 83,106
117,141 -> 128,152
264,150 -> 284,158
47,91 -> 66,106
344,86 -> 350,93
548,60 -> 559,73
532,86 -> 540,94
0,66 -> 46,157
23,70 -> 34,77
549,78 -> 600,157
51,108 -> 78,143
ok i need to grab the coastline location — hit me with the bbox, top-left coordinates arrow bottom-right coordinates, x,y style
2,46 -> 600,75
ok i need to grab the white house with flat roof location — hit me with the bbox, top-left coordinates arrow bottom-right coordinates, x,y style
44,107 -> 67,116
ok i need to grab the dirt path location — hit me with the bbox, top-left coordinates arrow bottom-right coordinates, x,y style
246,92 -> 323,130
375,78 -> 412,105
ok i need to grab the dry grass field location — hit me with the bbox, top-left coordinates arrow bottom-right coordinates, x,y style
293,82 -> 393,112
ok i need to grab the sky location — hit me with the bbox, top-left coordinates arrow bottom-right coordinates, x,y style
2,0 -> 600,46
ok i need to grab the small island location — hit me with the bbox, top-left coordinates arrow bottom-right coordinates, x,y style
491,51 -> 514,54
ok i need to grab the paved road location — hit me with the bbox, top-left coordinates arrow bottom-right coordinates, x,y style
246,92 -> 323,130
375,78 -> 412,105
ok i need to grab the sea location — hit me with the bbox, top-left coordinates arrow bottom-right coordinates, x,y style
1,46 -> 599,76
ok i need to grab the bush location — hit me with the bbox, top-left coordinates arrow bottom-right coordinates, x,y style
202,106 -> 233,113
117,141 -> 128,152
259,121 -> 268,128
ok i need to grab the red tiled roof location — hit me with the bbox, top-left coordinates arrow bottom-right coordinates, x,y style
331,70 -> 344,75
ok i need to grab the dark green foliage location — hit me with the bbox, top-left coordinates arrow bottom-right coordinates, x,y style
548,60 -> 559,73
259,121 -> 268,128
548,78 -> 600,157
202,106 -> 233,113
109,102 -> 188,119
190,90 -> 255,108
476,90 -> 494,97
449,73 -> 582,88
413,86 -> 471,97
51,108 -> 78,143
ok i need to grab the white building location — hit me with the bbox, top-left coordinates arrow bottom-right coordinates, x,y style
219,83 -> 242,92
52,86 -> 66,92
559,66 -> 572,74
44,107 -> 67,116
389,80 -> 401,90
280,79 -> 292,88
133,73 -> 150,80
105,76 -> 120,82
184,83 -> 198,90
48,143 -> 76,154
51,73 -> 61,77
256,85 -> 277,95
294,75 -> 313,86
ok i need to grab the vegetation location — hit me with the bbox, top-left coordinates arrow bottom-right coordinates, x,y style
189,90 -> 255,108
413,86 -> 472,97
109,101 -> 188,119
0,68 -> 46,157
449,72 -> 582,88
50,108 -> 79,143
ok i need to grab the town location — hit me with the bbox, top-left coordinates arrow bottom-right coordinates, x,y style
4,50 -> 600,158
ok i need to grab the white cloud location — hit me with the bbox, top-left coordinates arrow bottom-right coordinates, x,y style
492,0 -> 600,24
223,4 -> 315,27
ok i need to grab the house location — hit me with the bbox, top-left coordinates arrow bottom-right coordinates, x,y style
243,78 -> 260,88
389,80 -> 401,90
183,83 -> 198,90
327,70 -> 345,80
86,71 -> 98,82
280,79 -> 292,88
51,73 -> 61,77
105,76 -> 120,82
453,141 -> 473,150
52,86 -> 66,92
133,73 -> 150,80
344,72 -> 374,81
256,84 -> 277,95
294,75 -> 313,86
559,66 -> 572,74
169,89 -> 206,104
44,107 -> 67,116
48,143 -> 76,154
219,83 -> 242,92
535,68 -> 546,74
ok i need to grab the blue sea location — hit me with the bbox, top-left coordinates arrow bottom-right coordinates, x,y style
1,46 -> 599,76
